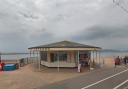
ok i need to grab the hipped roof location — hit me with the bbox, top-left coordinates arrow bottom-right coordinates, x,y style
28,40 -> 101,49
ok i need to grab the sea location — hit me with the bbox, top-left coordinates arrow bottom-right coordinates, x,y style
1,53 -> 30,60
101,51 -> 128,58
0,51 -> 128,60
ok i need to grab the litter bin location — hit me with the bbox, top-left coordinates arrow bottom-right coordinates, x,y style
3,64 -> 16,71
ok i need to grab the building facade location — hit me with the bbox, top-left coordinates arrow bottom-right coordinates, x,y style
28,41 -> 101,70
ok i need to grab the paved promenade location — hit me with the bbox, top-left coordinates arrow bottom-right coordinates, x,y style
36,66 -> 128,89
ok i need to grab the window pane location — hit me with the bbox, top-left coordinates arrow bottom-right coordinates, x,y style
40,51 -> 47,61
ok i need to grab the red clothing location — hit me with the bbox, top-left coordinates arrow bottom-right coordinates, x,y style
115,58 -> 120,65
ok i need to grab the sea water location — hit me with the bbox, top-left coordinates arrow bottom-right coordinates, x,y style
101,51 -> 128,58
1,54 -> 30,60
1,51 -> 128,60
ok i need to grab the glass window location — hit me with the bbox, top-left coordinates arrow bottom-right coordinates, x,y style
50,52 -> 67,62
59,52 -> 67,61
40,51 -> 47,61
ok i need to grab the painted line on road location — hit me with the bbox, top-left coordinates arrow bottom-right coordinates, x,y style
81,68 -> 128,89
124,85 -> 128,89
113,79 -> 128,89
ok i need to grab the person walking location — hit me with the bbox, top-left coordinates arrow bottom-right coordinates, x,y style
114,56 -> 120,68
123,56 -> 127,65
126,56 -> 128,64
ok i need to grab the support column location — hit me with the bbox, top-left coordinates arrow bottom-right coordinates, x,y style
77,51 -> 81,72
77,51 -> 80,65
32,51 -> 35,63
57,52 -> 60,72
37,51 -> 41,71
29,50 -> 31,64
96,51 -> 98,64
99,51 -> 102,67
71,51 -> 75,63
67,51 -> 71,63
31,51 -> 33,63
89,51 -> 92,70
35,52 -> 39,64
75,51 -> 78,66
47,51 -> 51,62
92,51 -> 95,68
90,51 -> 94,70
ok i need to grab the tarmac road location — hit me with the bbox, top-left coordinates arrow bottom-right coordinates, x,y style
35,66 -> 128,89
114,80 -> 128,89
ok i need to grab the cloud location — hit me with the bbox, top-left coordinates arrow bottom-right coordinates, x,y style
71,25 -> 128,49
0,0 -> 128,52
73,25 -> 128,40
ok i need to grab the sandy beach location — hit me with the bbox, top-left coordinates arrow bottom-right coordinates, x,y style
102,57 -> 115,67
0,57 -> 116,89
0,64 -> 85,89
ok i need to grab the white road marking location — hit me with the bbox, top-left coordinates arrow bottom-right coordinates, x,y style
124,85 -> 128,89
113,79 -> 128,89
81,68 -> 128,89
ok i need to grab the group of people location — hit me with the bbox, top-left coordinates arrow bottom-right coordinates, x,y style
114,56 -> 128,67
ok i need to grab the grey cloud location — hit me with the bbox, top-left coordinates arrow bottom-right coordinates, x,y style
73,25 -> 128,41
0,29 -> 54,52
0,0 -> 128,52
0,32 -> 27,52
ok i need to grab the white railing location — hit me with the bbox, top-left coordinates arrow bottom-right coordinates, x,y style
41,61 -> 76,67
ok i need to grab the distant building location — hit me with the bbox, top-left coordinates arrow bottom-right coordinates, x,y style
28,41 -> 101,71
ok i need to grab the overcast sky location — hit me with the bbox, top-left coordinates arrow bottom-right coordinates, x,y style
0,0 -> 128,52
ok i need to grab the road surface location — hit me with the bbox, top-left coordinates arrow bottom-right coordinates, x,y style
35,66 -> 128,89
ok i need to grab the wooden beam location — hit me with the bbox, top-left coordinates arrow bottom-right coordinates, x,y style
29,48 -> 101,51
50,48 -> 101,51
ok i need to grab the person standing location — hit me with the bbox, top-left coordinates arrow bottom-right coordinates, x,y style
78,63 -> 81,72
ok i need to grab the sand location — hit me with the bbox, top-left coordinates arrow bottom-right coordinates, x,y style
0,57 -> 116,89
102,57 -> 115,67
0,64 -> 85,89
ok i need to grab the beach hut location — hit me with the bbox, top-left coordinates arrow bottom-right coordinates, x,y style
28,41 -> 101,71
